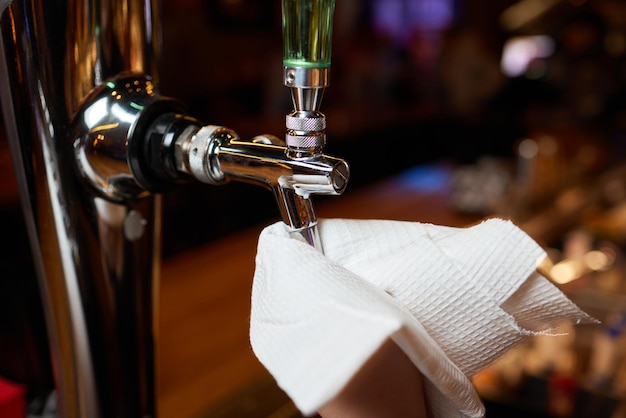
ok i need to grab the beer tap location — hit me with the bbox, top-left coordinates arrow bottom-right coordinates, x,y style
281,0 -> 338,249
74,0 -> 346,251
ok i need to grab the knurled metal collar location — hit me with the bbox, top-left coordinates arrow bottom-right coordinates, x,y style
286,113 -> 326,132
185,125 -> 228,184
285,132 -> 326,149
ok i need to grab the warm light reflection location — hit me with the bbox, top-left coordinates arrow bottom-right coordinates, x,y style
551,259 -> 585,284
92,133 -> 105,148
583,248 -> 615,271
518,138 -> 538,159
88,123 -> 120,134
548,247 -> 616,284
7,8 -> 23,83
500,0 -> 561,31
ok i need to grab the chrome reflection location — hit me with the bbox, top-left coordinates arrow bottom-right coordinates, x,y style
174,126 -> 349,236
0,1 -> 161,417
73,75 -> 164,201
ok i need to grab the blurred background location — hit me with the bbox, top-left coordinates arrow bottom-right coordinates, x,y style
5,0 -> 626,417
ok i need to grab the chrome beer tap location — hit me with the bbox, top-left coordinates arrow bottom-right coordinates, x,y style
166,0 -> 344,251
281,0 -> 337,250
0,0 -> 346,417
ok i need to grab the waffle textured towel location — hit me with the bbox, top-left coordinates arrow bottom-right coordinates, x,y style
250,218 -> 594,417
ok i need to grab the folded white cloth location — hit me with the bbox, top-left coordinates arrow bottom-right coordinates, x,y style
249,218 -> 595,417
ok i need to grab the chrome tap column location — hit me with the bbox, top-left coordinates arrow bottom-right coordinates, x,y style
0,1 -> 162,417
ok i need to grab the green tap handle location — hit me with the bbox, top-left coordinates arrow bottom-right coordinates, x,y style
282,0 -> 335,68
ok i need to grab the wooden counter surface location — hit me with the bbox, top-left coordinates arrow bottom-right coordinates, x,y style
158,165 -> 480,418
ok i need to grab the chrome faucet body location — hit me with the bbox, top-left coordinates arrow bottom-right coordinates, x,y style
0,0 -> 348,417
172,126 -> 348,248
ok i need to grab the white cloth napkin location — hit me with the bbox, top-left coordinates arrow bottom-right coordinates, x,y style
249,218 -> 595,417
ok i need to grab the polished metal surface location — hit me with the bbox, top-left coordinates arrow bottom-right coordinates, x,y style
284,67 -> 329,112
283,67 -> 330,89
174,125 -> 349,245
73,74 -> 169,201
0,1 -> 161,417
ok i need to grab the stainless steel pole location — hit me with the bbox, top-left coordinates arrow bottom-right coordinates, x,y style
0,1 -> 162,416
